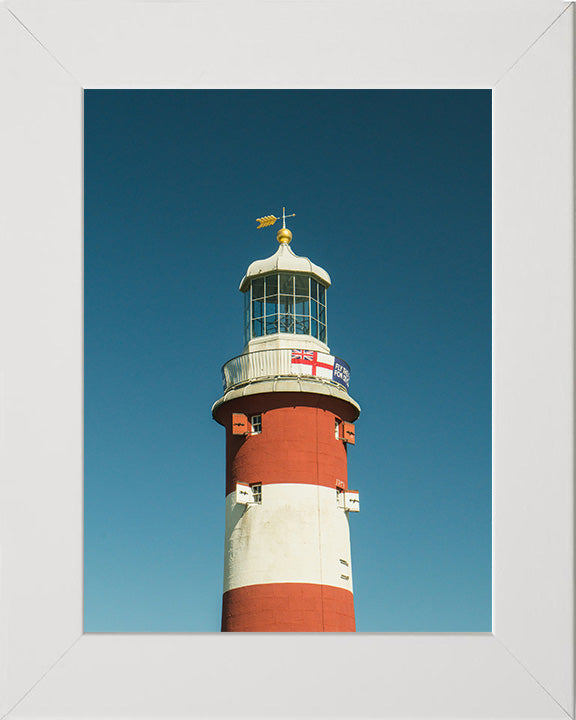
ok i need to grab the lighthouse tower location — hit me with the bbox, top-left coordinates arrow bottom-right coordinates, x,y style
212,213 -> 360,632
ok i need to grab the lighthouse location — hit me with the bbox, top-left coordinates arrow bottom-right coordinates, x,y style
212,211 -> 360,632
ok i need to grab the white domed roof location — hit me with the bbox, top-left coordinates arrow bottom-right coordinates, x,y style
239,242 -> 331,291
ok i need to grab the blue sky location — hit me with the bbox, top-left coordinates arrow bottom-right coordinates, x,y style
84,90 -> 491,632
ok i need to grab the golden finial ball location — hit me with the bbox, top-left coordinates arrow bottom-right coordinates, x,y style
277,227 -> 292,244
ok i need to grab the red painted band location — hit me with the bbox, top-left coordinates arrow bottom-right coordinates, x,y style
222,582 -> 355,632
219,395 -> 353,496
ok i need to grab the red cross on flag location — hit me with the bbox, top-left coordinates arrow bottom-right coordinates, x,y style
290,349 -> 335,381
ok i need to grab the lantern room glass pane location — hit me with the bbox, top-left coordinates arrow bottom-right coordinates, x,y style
311,318 -> 318,338
279,294 -> 293,313
279,274 -> 293,294
295,296 -> 309,315
318,284 -> 326,305
244,292 -> 249,344
279,314 -> 294,333
294,275 -> 309,296
295,315 -> 309,334
319,322 -> 326,343
252,318 -> 264,337
252,278 -> 264,300
319,304 -> 326,323
265,297 -> 277,316
265,275 -> 278,297
265,315 -> 278,335
252,299 -> 264,319
311,279 -> 318,301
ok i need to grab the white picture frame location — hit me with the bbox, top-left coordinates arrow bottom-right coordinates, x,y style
0,1 -> 573,717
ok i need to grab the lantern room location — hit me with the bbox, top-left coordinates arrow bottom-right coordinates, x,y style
243,272 -> 328,343
239,226 -> 331,353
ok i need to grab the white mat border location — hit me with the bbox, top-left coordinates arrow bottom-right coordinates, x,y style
0,1 -> 573,718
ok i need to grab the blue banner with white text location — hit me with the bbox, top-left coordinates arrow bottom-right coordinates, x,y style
332,357 -> 350,389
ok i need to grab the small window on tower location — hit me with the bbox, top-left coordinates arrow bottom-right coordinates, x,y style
251,483 -> 262,504
251,414 -> 262,434
335,418 -> 340,439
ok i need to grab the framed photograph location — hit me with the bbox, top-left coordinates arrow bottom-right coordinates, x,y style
82,87 -> 492,637
1,1 -> 573,718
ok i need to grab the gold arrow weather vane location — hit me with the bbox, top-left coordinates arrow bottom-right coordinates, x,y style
256,215 -> 278,229
256,207 -> 295,229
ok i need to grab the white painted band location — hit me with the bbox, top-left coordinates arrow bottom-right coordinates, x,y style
223,483 -> 354,593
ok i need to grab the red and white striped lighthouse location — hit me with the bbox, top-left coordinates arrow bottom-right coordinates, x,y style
212,215 -> 360,632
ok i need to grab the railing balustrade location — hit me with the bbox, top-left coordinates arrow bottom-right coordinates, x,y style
221,348 -> 350,393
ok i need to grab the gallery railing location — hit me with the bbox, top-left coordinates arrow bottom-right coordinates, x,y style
221,348 -> 351,393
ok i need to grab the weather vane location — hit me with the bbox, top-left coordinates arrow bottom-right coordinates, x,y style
256,207 -> 295,230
